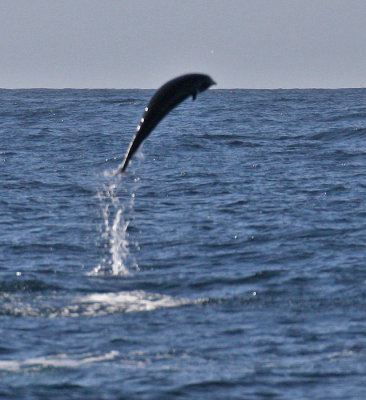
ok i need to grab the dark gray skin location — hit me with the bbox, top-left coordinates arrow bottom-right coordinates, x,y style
118,73 -> 216,173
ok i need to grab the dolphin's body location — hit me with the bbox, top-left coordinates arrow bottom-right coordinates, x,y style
118,73 -> 215,173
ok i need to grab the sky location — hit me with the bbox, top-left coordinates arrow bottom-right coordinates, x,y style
1,0 -> 366,89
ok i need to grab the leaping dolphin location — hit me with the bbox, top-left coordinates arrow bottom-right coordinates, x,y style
117,73 -> 216,173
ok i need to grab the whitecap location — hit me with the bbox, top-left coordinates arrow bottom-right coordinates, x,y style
0,350 -> 119,372
76,290 -> 196,315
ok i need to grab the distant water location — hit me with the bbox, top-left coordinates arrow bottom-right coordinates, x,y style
1,88 -> 366,399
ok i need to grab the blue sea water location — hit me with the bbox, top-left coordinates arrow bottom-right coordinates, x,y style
1,87 -> 366,399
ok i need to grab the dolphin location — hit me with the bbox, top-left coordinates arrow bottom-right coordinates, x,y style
117,73 -> 216,173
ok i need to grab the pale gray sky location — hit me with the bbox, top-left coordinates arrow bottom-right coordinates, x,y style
1,0 -> 366,88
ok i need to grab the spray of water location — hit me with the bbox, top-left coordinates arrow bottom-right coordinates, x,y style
91,174 -> 140,276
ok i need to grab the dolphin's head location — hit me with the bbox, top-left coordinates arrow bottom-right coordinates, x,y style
197,75 -> 216,93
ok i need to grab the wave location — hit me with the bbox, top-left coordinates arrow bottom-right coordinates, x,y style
75,290 -> 204,315
0,350 -> 119,372
310,126 -> 366,141
0,279 -> 59,293
0,290 -> 208,318
100,98 -> 139,105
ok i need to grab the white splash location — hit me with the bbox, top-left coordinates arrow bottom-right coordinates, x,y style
91,175 -> 140,276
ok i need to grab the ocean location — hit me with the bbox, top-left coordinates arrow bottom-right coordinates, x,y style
1,88 -> 366,399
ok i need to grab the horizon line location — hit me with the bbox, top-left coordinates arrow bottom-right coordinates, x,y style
1,86 -> 365,90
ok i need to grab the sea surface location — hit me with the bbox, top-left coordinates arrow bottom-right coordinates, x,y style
1,87 -> 366,399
